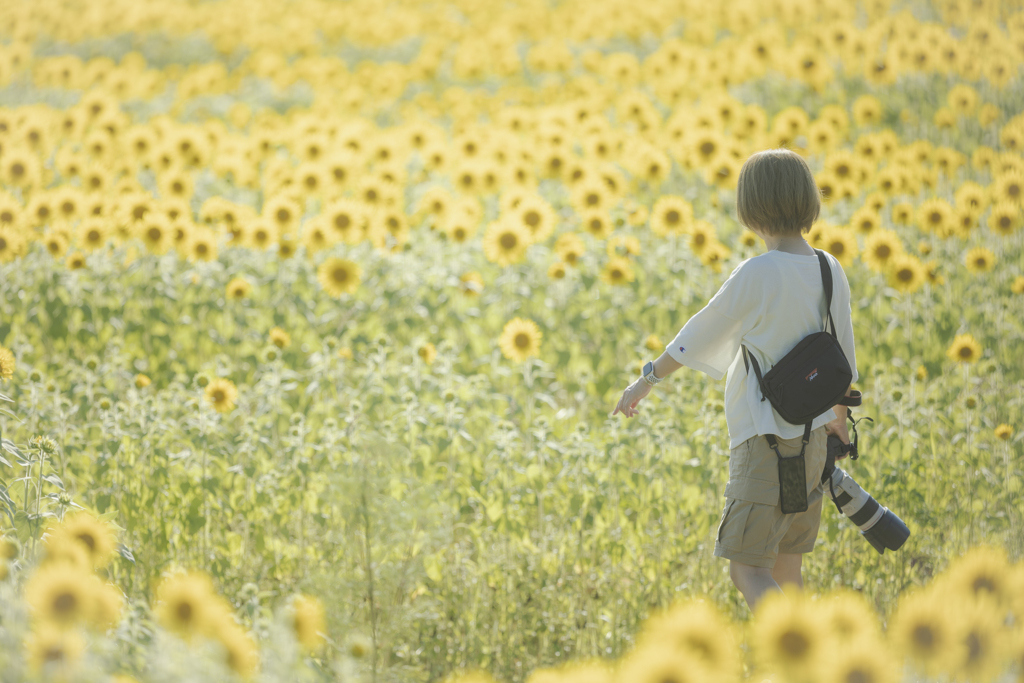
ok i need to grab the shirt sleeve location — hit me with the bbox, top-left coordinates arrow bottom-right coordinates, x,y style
832,259 -> 859,384
664,260 -> 759,381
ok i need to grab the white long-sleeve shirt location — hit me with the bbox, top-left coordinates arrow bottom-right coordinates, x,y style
665,249 -> 859,451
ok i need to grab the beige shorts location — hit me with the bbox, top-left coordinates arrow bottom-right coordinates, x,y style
714,426 -> 828,569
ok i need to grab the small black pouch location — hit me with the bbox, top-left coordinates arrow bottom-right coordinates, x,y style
777,452 -> 808,514
768,423 -> 811,514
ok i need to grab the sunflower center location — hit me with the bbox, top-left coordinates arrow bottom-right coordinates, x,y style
76,532 -> 96,551
610,267 -> 623,279
589,218 -> 602,232
88,230 -> 101,242
972,576 -> 996,594
176,601 -> 193,622
875,245 -> 891,258
11,162 -> 25,177
999,216 -> 1011,228
975,257 -> 985,267
332,267 -> 349,283
500,233 -> 518,249
524,210 -> 540,227
334,214 -> 351,230
213,390 -> 225,402
514,333 -> 530,349
959,346 -> 973,359
700,142 -> 715,156
965,632 -> 983,662
929,212 -> 941,224
54,591 -> 78,615
897,268 -> 913,282
694,234 -> 705,245
779,630 -> 809,658
830,242 -> 845,255
147,227 -> 162,242
666,210 -> 680,225
276,208 -> 290,223
845,668 -> 872,683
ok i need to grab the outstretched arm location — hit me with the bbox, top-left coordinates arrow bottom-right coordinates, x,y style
610,351 -> 684,419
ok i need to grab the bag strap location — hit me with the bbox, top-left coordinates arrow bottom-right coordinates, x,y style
815,248 -> 837,338
742,345 -> 767,402
765,421 -> 813,462
742,249 -> 838,390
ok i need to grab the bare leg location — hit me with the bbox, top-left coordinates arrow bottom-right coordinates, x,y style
772,552 -> 804,591
729,560 -> 783,612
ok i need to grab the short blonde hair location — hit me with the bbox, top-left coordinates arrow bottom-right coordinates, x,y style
736,149 -> 821,236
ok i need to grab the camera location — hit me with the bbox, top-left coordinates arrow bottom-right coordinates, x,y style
822,418 -> 910,554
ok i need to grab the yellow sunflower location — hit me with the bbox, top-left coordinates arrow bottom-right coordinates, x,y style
269,327 -> 291,349
579,210 -> 613,240
204,378 -> 238,413
965,247 -> 996,273
750,591 -> 824,681
50,511 -> 116,570
820,226 -> 858,268
849,206 -> 881,235
547,261 -> 567,280
418,342 -> 436,364
188,231 -> 218,262
600,256 -> 636,286
554,233 -> 585,266
987,201 -> 1019,236
887,253 -> 927,294
137,214 -> 173,255
607,235 -> 641,258
0,228 -> 24,264
135,374 -> 151,389
215,619 -> 259,677
499,318 -> 542,362
862,229 -> 903,273
1013,275 -> 1024,294
634,600 -> 740,680
916,198 -> 954,235
948,599 -> 1010,683
509,194 -> 557,244
943,546 -> 1011,605
246,217 -> 278,251
995,424 -> 1014,441
317,257 -> 363,297
25,562 -> 97,628
946,333 -> 982,364
154,571 -> 217,641
25,623 -> 85,675
459,271 -> 484,296
0,346 -> 15,381
613,645 -> 705,683
649,195 -> 692,237
890,202 -> 913,226
821,637 -> 897,683
482,219 -> 529,267
324,199 -> 365,245
688,220 -> 716,255
289,594 -> 327,651
226,277 -> 252,300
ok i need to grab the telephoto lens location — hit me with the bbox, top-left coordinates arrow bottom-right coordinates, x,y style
822,433 -> 910,554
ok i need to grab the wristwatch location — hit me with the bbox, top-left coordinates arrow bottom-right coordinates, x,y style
642,360 -> 662,386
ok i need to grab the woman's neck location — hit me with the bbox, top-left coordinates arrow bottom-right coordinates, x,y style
763,234 -> 814,254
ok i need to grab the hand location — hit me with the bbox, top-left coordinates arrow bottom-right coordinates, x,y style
824,412 -> 851,459
611,378 -> 651,418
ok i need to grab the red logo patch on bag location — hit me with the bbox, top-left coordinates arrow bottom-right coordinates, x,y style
805,368 -> 818,381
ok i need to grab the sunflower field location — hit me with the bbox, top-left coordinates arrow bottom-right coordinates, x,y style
0,0 -> 1024,680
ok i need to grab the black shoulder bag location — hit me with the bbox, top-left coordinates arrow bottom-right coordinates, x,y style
741,249 -> 861,514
